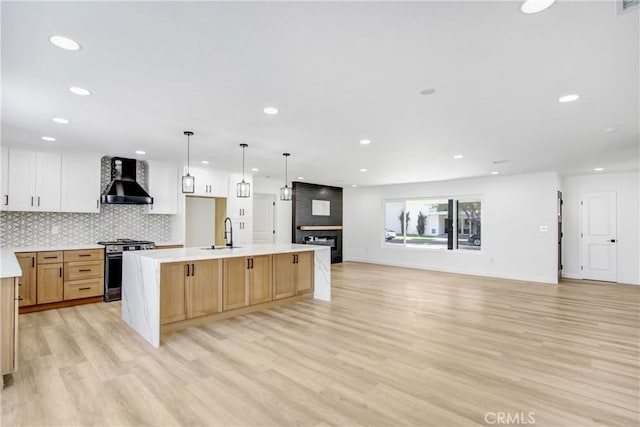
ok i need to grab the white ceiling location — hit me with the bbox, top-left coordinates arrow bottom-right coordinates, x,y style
2,1 -> 638,187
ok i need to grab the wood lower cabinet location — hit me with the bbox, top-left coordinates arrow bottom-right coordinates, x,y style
273,252 -> 314,300
223,255 -> 273,310
36,263 -> 63,304
248,255 -> 273,305
223,257 -> 249,310
1,277 -> 19,387
187,260 -> 223,318
16,253 -> 36,307
160,259 -> 222,325
294,252 -> 314,295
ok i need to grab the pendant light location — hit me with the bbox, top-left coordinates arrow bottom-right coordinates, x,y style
236,143 -> 250,198
280,153 -> 292,201
182,131 -> 195,193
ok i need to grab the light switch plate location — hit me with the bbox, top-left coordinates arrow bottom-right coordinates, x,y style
539,225 -> 549,232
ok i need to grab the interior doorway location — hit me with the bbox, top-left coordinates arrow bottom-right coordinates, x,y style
185,196 -> 227,247
581,191 -> 617,282
253,193 -> 275,243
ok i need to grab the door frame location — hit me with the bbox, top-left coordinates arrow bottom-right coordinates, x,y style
253,193 -> 276,243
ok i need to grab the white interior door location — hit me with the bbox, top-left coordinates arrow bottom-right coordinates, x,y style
185,196 -> 215,247
253,193 -> 275,243
581,191 -> 617,282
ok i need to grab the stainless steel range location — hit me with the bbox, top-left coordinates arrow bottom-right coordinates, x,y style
97,238 -> 155,302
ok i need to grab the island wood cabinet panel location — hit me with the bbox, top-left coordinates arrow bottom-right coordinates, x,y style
37,263 -> 63,304
248,255 -> 273,305
1,277 -> 19,385
294,252 -> 314,295
223,257 -> 249,310
160,259 -> 222,325
16,253 -> 36,307
273,252 -> 314,300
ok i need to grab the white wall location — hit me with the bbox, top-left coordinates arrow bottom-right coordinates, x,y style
344,171 -> 561,284
253,177 -> 292,244
561,172 -> 639,285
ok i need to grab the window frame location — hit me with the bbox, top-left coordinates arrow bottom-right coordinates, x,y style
382,195 -> 483,252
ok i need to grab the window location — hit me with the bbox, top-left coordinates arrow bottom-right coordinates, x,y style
384,197 -> 482,250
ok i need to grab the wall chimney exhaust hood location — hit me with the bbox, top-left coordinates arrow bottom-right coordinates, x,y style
101,157 -> 153,204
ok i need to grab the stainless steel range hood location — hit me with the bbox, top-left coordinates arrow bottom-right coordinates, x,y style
101,157 -> 153,205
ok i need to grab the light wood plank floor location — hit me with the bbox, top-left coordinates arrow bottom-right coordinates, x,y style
1,262 -> 639,426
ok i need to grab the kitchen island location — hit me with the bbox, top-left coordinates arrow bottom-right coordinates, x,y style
122,243 -> 331,347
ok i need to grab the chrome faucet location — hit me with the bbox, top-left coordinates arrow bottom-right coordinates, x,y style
224,217 -> 234,248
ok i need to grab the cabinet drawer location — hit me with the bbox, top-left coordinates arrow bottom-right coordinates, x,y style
37,251 -> 63,264
64,249 -> 103,262
64,261 -> 104,281
64,279 -> 103,300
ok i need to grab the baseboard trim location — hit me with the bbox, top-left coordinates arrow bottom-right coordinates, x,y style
19,296 -> 103,314
343,257 -> 558,285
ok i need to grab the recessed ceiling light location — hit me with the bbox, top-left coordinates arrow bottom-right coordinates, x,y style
360,168 -> 368,172
201,161 -> 209,164
48,35 -> 81,51
263,107 -> 278,115
52,117 -> 69,124
594,167 -> 604,172
453,154 -> 464,159
420,88 -> 436,96
558,94 -> 580,103
297,176 -> 305,180
352,184 -> 358,188
69,86 -> 91,96
251,168 -> 259,172
41,136 -> 56,142
359,139 -> 371,145
520,0 -> 556,14
604,127 -> 616,133
490,171 -> 499,175
135,150 -> 146,155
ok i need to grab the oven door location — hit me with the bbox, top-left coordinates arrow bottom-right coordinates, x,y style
104,253 -> 122,302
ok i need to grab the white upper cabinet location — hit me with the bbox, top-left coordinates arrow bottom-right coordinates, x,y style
1,147 -> 8,211
146,161 -> 178,215
226,172 -> 253,219
188,166 -> 227,197
7,149 -> 61,212
61,154 -> 101,213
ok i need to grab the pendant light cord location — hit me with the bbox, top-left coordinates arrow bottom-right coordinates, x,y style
285,155 -> 288,185
187,133 -> 190,174
242,145 -> 245,181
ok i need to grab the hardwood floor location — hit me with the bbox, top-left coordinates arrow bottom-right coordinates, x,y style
1,262 -> 638,426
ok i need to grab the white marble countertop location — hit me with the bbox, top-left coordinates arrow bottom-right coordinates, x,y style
7,244 -> 104,253
127,243 -> 329,263
0,249 -> 23,278
154,242 -> 184,247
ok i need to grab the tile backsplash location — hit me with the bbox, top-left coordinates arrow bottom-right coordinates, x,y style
0,205 -> 172,247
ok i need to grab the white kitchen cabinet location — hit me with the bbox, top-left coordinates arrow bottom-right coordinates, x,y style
146,161 -> 178,214
226,173 -> 253,219
188,166 -> 227,197
226,173 -> 253,245
1,147 -> 8,211
7,149 -> 61,212
61,155 -> 101,213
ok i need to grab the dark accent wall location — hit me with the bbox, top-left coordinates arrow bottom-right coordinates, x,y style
292,181 -> 343,263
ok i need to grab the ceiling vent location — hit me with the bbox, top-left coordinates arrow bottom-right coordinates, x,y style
619,0 -> 639,13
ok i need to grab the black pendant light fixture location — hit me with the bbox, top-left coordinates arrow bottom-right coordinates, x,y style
236,143 -> 250,198
182,131 -> 195,193
280,153 -> 292,201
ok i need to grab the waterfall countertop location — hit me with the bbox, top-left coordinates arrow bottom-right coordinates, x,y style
126,243 -> 328,264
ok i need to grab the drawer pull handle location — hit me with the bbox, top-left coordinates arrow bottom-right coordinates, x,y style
16,296 -> 23,301
79,287 -> 91,291
44,256 -> 58,259
78,254 -> 91,257
79,269 -> 91,272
